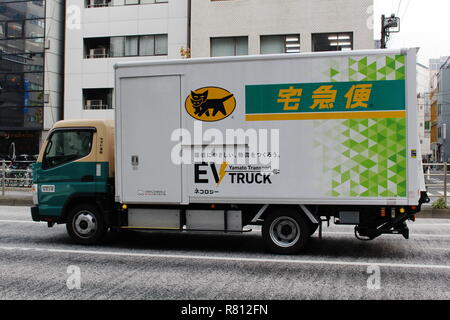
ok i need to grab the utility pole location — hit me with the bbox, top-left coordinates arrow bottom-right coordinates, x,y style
380,14 -> 400,49
381,15 -> 386,49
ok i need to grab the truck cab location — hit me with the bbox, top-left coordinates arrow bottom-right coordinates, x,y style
31,120 -> 115,243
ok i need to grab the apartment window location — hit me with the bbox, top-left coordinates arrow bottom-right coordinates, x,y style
84,34 -> 168,58
83,88 -> 113,110
110,36 -> 124,57
141,0 -> 168,3
140,34 -> 168,55
125,36 -> 139,56
311,32 -> 353,52
86,0 -> 167,6
125,0 -> 167,4
260,34 -> 300,54
84,37 -> 110,58
211,37 -> 248,57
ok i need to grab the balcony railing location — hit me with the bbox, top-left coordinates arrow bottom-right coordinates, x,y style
85,53 -> 109,59
84,104 -> 111,110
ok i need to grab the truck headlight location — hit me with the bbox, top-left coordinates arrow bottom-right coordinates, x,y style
32,184 -> 38,205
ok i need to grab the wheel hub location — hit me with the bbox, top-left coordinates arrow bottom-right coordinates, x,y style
74,211 -> 97,237
270,216 -> 300,248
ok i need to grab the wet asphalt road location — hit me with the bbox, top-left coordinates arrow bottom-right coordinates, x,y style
0,206 -> 448,300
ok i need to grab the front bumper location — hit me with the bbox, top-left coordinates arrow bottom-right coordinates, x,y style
31,206 -> 40,222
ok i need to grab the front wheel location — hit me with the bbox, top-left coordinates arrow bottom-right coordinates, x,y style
66,203 -> 107,245
262,209 -> 310,254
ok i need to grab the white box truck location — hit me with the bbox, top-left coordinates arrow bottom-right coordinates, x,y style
31,48 -> 429,254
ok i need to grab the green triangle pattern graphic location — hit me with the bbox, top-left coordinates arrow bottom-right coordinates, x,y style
313,118 -> 407,197
332,55 -> 405,82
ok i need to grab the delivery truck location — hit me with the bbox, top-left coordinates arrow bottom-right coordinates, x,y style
31,48 -> 429,254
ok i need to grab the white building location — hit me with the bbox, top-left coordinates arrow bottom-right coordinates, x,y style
190,0 -> 374,58
64,0 -> 188,120
416,62 -> 431,157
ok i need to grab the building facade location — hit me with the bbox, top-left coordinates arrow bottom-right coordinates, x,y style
64,0 -> 188,120
190,0 -> 374,58
416,62 -> 431,158
0,0 -> 64,157
430,57 -> 450,163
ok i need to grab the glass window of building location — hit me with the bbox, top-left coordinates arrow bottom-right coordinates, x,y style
139,36 -> 155,56
311,32 -> 353,52
155,35 -> 168,55
260,34 -> 300,54
125,36 -> 139,56
211,37 -> 248,57
85,35 -> 168,58
0,0 -> 45,133
7,22 -> 23,38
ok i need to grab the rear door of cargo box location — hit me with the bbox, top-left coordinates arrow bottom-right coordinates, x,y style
118,75 -> 182,204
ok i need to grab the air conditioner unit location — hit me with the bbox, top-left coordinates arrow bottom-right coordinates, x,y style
86,99 -> 104,109
89,48 -> 106,58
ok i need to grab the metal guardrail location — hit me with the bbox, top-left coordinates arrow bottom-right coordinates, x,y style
0,160 -> 34,196
423,163 -> 450,203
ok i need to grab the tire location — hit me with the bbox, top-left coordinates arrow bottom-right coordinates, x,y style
66,203 -> 107,245
262,209 -> 311,254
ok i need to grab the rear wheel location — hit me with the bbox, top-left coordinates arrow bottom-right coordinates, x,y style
66,203 -> 107,245
262,209 -> 310,254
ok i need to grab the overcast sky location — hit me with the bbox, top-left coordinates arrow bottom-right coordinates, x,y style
373,0 -> 450,66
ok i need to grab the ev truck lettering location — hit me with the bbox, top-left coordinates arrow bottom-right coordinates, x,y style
195,163 -> 272,185
185,87 -> 236,122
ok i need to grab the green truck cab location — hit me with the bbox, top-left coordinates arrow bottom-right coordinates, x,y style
31,120 -> 115,244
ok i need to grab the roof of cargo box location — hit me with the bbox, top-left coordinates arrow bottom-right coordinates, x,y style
114,48 -> 410,70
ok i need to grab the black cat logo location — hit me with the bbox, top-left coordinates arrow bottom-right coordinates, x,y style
185,87 -> 236,122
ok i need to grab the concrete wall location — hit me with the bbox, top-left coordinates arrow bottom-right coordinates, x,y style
191,0 -> 374,58
64,0 -> 188,120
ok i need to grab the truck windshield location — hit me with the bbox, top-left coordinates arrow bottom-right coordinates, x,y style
42,130 -> 93,169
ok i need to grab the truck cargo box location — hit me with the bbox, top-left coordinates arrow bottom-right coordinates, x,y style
114,48 -> 421,207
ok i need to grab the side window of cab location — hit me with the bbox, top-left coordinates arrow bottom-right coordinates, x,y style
42,130 -> 94,170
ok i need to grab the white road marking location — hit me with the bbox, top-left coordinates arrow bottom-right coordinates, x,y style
0,220 -> 449,238
0,219 -> 36,224
429,248 -> 450,251
0,246 -> 449,270
322,231 -> 450,238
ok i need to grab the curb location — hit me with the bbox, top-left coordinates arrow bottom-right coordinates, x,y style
0,197 -> 33,207
418,207 -> 450,219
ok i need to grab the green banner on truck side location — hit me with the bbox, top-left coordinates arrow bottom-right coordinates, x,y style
245,80 -> 406,121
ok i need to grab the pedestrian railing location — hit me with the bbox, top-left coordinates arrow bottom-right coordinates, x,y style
0,160 -> 34,195
423,163 -> 450,204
